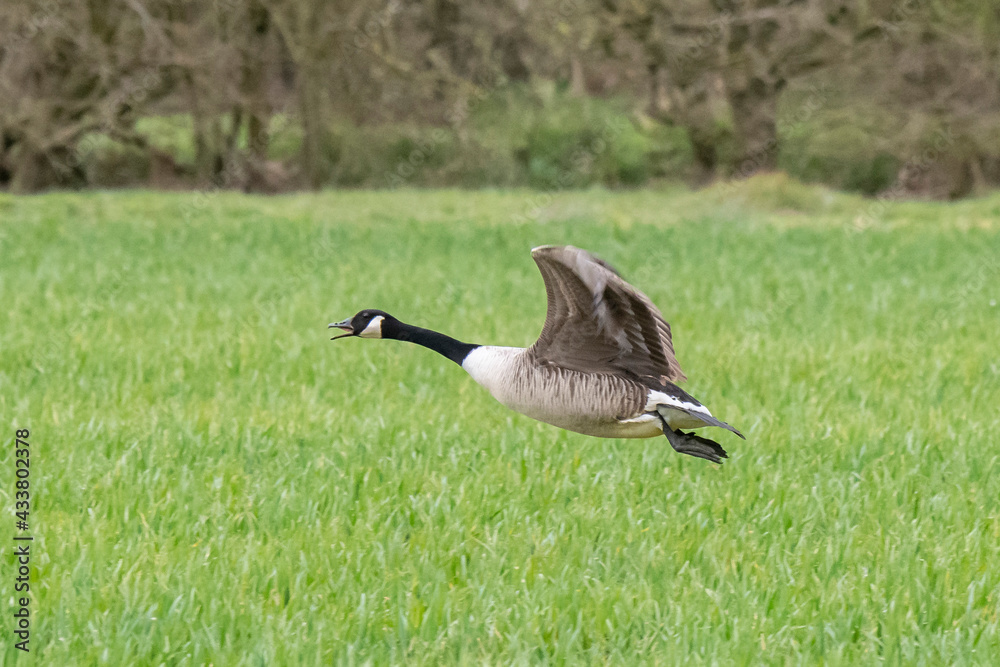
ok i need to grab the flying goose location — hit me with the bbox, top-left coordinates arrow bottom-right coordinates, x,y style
330,245 -> 743,463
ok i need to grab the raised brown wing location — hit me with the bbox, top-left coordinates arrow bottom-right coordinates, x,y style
528,245 -> 686,384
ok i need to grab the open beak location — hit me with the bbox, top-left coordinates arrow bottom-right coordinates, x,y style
329,319 -> 355,340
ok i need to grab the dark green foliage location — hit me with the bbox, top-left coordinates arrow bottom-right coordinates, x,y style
82,140 -> 151,188
844,153 -> 900,195
52,85 -> 1000,196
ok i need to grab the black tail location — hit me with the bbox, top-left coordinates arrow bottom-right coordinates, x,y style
682,410 -> 745,439
662,425 -> 729,464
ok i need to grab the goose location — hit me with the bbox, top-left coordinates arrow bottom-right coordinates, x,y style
330,245 -> 743,463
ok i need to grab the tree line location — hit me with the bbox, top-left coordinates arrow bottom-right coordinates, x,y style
1,0 -> 997,196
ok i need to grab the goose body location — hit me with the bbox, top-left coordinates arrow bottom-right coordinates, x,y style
462,346 -> 654,438
331,246 -> 743,463
462,347 -> 717,438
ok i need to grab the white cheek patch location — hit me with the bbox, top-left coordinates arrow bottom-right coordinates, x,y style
359,315 -> 384,338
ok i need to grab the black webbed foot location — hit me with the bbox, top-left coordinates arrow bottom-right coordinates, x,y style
662,424 -> 729,464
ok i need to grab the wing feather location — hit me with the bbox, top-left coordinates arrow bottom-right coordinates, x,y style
528,245 -> 686,384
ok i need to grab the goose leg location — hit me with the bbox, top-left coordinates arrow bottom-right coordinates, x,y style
658,415 -> 729,464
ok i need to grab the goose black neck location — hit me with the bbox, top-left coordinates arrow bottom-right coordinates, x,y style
386,321 -> 479,365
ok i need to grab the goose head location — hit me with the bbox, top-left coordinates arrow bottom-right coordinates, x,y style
329,309 -> 397,340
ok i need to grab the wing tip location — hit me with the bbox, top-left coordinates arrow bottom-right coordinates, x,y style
531,244 -> 567,257
531,245 -> 622,277
725,423 -> 746,440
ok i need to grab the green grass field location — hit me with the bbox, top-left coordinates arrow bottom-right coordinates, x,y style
1,181 -> 999,664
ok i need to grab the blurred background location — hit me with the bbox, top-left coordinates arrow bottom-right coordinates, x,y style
1,0 -> 997,198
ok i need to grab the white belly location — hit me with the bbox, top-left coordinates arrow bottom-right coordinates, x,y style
519,410 -> 663,439
462,346 -> 674,439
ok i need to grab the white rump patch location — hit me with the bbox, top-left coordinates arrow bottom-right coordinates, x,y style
645,389 -> 713,417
